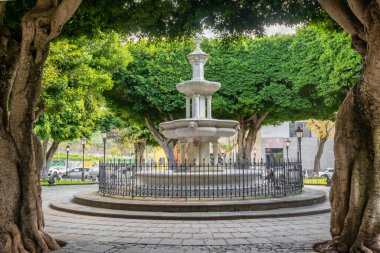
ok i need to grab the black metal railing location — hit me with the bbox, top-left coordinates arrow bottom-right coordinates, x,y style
98,160 -> 303,200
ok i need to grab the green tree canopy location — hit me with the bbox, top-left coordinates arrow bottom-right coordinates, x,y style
33,32 -> 132,172
5,0 -> 323,39
35,32 -> 131,141
106,25 -> 361,160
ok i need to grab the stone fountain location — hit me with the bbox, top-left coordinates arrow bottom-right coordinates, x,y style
159,34 -> 239,165
135,35 -> 254,187
91,35 -> 304,198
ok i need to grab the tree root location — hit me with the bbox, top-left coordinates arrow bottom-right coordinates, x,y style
23,227 -> 60,253
0,233 -> 13,253
55,239 -> 67,247
0,222 -> 27,253
0,222 -> 61,253
314,237 -> 380,253
351,243 -> 373,253
313,238 -> 339,253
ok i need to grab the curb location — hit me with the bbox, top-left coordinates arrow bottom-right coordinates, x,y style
49,200 -> 330,220
49,187 -> 330,220
72,189 -> 327,212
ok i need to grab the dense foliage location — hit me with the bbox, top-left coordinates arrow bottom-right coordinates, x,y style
5,0 -> 322,39
34,33 -> 132,142
107,26 -> 361,130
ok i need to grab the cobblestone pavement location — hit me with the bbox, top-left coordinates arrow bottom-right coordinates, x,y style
43,185 -> 331,253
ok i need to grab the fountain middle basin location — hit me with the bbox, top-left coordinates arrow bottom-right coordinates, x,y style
160,118 -> 238,139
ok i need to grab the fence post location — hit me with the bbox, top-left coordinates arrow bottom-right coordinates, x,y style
131,161 -> 135,199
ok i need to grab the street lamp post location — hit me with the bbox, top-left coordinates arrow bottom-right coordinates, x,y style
66,145 -> 70,176
295,127 -> 303,163
81,137 -> 86,181
285,138 -> 291,161
101,129 -> 107,163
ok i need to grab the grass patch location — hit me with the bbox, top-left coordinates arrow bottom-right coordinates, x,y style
52,153 -> 129,162
52,153 -> 101,162
304,177 -> 327,185
41,179 -> 97,186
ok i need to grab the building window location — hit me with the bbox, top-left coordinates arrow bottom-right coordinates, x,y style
289,122 -> 311,138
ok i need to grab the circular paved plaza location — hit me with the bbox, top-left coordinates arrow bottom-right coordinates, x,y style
43,185 -> 331,253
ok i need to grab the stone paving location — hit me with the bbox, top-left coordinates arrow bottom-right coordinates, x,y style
43,185 -> 331,252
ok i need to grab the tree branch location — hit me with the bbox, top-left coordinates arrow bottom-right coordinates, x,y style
0,2 -> 5,21
318,0 -> 366,41
245,114 -> 258,123
10,0 -> 81,146
144,117 -> 164,143
0,46 -> 19,131
22,0 -> 81,63
45,139 -> 60,166
256,112 -> 269,127
34,103 -> 45,122
33,133 -> 45,175
42,139 -> 49,154
351,35 -> 367,56
347,0 -> 370,25
0,2 -> 19,131
246,112 -> 268,127
0,2 -> 10,38
35,0 -> 82,60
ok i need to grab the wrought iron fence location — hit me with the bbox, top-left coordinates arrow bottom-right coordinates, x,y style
98,160 -> 303,200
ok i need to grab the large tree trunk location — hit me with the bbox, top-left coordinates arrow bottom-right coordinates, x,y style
237,113 -> 268,161
0,1 -> 81,252
315,2 -> 380,252
313,138 -> 327,175
134,140 -> 146,165
145,117 -> 176,164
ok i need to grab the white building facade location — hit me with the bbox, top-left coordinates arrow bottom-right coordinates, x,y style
255,122 -> 334,175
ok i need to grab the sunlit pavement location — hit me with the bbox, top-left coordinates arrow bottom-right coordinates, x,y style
43,185 -> 330,253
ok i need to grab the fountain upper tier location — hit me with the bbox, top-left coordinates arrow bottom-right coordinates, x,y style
175,35 -> 221,97
176,80 -> 221,96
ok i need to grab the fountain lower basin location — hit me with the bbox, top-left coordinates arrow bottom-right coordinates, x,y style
136,170 -> 262,186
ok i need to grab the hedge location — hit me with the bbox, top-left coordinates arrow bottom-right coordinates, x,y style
304,177 -> 328,185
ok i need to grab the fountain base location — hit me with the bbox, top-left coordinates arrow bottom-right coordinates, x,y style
136,170 -> 263,186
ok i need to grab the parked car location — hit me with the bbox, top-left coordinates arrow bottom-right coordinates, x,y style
62,167 -> 97,180
319,168 -> 334,179
48,166 -> 67,176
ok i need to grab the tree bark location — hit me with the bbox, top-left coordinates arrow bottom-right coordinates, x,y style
237,116 -> 247,161
237,113 -> 268,161
314,1 -> 380,252
313,138 -> 327,175
134,140 -> 146,165
0,1 -> 81,252
40,140 -> 60,177
45,140 -> 60,169
145,117 -> 176,164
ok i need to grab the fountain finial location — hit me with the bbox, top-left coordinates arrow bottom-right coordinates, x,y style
193,33 -> 204,50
